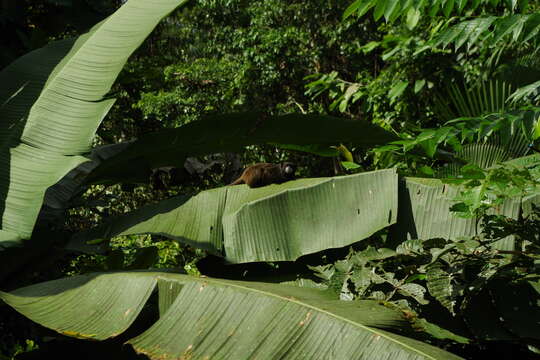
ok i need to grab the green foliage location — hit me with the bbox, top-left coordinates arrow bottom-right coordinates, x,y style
509,79 -> 540,105
0,0 -> 187,246
0,271 -> 465,360
136,57 -> 247,126
304,26 -> 449,130
432,13 -> 540,51
310,204 -> 540,346
2,0 -> 540,358
0,339 -> 38,360
310,0 -> 540,145
109,0 -> 371,132
87,113 -> 396,184
372,107 -> 540,174
446,163 -> 540,218
0,0 -> 117,69
72,170 -> 399,263
344,0 -> 527,25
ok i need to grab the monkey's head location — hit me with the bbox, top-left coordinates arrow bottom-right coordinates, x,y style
281,162 -> 296,180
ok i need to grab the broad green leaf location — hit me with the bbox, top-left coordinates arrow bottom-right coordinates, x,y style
0,0 -> 187,246
432,14 -> 538,50
41,142 -> 132,224
0,272 -> 157,339
87,113 -> 397,184
456,0 -> 467,12
433,0 -> 447,16
355,246 -> 397,262
511,14 -> 527,41
522,13 -> 540,42
71,170 -> 398,263
434,21 -> 472,49
426,261 -> 455,314
0,271 -> 464,359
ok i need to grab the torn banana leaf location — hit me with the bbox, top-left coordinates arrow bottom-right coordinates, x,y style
0,271 -> 463,360
0,0 -> 187,247
71,169 -> 398,263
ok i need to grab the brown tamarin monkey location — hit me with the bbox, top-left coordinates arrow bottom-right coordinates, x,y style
230,162 -> 296,188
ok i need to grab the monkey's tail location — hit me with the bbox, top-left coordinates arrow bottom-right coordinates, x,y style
229,177 -> 244,185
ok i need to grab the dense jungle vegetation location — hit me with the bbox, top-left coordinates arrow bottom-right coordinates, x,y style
0,0 -> 539,359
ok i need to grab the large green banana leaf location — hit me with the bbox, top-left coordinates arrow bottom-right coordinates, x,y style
0,271 -> 463,359
0,0 -> 186,247
71,169 -> 398,263
86,112 -> 398,184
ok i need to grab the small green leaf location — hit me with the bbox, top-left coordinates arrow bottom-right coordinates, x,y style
356,246 -> 397,261
350,267 -> 374,294
534,118 -> 540,140
414,318 -> 470,343
388,80 -> 409,101
359,41 -> 380,54
343,0 -> 362,19
373,0 -> 387,20
341,161 -> 362,170
414,79 -> 426,93
384,0 -> 400,22
398,283 -> 429,305
443,0 -> 455,17
343,0 -> 376,20
406,7 -> 421,29
419,166 -> 434,176
460,164 -> 486,179
449,202 -> 469,213
396,239 -> 424,254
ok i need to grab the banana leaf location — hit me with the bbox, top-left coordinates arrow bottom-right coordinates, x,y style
70,169 -> 398,263
85,113 -> 398,184
0,271 -> 463,360
0,0 -> 187,247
